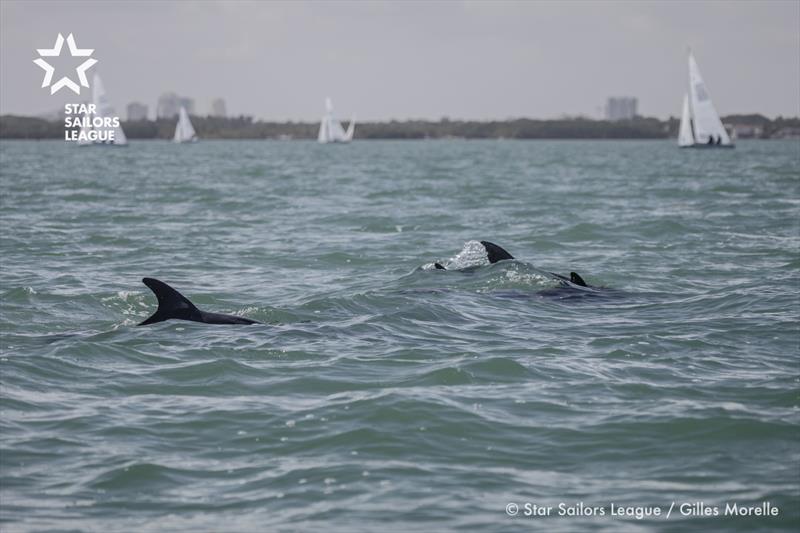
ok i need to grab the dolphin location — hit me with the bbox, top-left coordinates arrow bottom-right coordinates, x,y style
138,277 -> 259,326
435,240 -> 590,287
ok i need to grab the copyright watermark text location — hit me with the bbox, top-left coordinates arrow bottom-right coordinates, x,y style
505,501 -> 780,520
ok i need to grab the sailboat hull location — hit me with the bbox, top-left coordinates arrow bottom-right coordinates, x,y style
77,142 -> 128,148
681,144 -> 735,149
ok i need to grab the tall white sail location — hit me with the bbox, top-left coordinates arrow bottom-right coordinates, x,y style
317,118 -> 328,143
687,52 -> 731,146
112,119 -> 127,145
318,97 -> 331,142
92,73 -> 127,145
173,106 -> 197,143
677,93 -> 694,147
344,116 -> 355,141
329,119 -> 347,140
318,98 -> 354,143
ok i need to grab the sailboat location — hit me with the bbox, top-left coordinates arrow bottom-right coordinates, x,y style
173,106 -> 198,143
318,98 -> 355,143
78,73 -> 127,146
678,50 -> 733,148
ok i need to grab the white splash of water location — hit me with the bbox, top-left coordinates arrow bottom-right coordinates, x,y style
443,240 -> 490,270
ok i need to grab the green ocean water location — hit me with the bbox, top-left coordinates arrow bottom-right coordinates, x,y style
0,139 -> 798,532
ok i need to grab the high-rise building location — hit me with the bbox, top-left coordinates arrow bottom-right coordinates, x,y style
211,98 -> 227,118
605,97 -> 638,121
157,92 -> 180,119
126,102 -> 148,121
157,93 -> 195,118
179,97 -> 195,115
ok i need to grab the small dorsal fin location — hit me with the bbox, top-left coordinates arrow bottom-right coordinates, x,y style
434,262 -> 447,270
480,241 -> 514,263
569,272 -> 588,287
139,278 -> 200,325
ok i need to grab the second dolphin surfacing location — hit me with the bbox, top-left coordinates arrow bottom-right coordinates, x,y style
434,240 -> 590,287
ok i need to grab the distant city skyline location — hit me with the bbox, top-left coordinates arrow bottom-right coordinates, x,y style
156,93 -> 195,119
2,0 -> 798,121
605,97 -> 638,121
126,101 -> 148,121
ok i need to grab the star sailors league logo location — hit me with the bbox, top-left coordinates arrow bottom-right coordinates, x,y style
33,33 -> 97,95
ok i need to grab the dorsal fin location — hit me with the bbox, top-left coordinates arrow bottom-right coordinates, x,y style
569,272 -> 588,287
480,241 -> 514,263
434,262 -> 447,270
139,278 -> 200,325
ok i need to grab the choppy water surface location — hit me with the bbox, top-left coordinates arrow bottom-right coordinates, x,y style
1,139 -> 798,532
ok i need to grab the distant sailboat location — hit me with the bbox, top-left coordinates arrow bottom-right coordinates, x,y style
678,50 -> 733,148
84,73 -> 127,146
318,98 -> 355,143
173,106 -> 198,143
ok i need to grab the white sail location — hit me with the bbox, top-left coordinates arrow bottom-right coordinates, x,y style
318,97 -> 332,142
344,116 -> 355,141
318,97 -> 353,144
687,52 -> 731,146
317,119 -> 328,143
677,93 -> 694,147
329,119 -> 347,140
91,73 -> 127,145
112,117 -> 127,145
173,106 -> 197,143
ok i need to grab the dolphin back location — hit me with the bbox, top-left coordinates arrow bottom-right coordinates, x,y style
139,278 -> 201,325
138,277 -> 259,326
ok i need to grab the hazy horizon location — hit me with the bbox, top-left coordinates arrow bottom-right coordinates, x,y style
2,0 -> 798,121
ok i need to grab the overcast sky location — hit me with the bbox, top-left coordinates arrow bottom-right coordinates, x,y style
2,0 -> 798,121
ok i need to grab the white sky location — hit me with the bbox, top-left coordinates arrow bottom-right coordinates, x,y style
2,0 -> 798,121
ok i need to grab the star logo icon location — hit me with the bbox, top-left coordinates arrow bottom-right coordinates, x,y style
33,33 -> 98,95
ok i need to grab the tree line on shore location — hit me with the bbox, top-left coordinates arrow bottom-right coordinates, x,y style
1,113 -> 797,140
